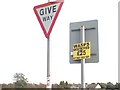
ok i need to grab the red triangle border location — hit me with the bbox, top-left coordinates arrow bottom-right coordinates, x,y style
33,1 -> 63,38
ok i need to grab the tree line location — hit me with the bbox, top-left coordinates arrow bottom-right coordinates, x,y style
0,73 -> 119,89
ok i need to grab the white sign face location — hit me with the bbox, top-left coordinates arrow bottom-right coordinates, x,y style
36,3 -> 60,33
33,1 -> 63,38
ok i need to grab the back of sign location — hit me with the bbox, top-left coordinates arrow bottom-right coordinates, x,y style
69,20 -> 99,63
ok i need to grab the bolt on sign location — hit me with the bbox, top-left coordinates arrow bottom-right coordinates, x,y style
73,42 -> 91,60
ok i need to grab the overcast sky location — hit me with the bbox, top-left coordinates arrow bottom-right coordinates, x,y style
0,0 -> 118,84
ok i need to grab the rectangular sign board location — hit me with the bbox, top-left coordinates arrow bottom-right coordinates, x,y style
73,42 -> 91,60
69,20 -> 99,63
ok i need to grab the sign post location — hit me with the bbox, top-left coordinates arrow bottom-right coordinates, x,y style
81,26 -> 85,88
33,0 -> 63,88
69,20 -> 99,88
47,38 -> 50,88
47,0 -> 50,88
118,1 -> 120,83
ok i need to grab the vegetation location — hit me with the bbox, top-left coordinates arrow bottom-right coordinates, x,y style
13,73 -> 28,88
59,81 -> 70,89
0,73 -> 119,89
99,82 -> 120,89
1,82 -> 120,89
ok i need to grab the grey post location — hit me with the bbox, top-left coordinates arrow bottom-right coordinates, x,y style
47,0 -> 50,89
81,26 -> 85,88
118,1 -> 120,83
47,37 -> 51,88
47,0 -> 50,88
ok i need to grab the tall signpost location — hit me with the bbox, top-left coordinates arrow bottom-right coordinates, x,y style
70,20 -> 99,88
118,1 -> 120,83
81,26 -> 85,88
33,0 -> 63,88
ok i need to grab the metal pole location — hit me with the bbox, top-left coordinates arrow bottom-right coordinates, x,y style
46,37 -> 51,89
46,0 -> 50,88
81,26 -> 85,88
47,0 -> 50,88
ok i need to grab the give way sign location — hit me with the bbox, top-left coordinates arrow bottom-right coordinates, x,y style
33,0 -> 64,38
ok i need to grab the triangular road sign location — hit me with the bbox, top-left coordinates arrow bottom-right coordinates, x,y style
33,1 -> 63,38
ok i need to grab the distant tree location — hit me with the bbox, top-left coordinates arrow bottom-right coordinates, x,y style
115,83 -> 119,89
60,81 -> 65,88
65,81 -> 70,89
118,83 -> 120,89
13,73 -> 28,88
99,83 -> 107,89
65,81 -> 68,85
107,82 -> 116,89
59,81 -> 70,89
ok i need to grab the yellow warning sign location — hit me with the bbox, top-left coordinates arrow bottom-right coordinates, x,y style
73,42 -> 91,60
